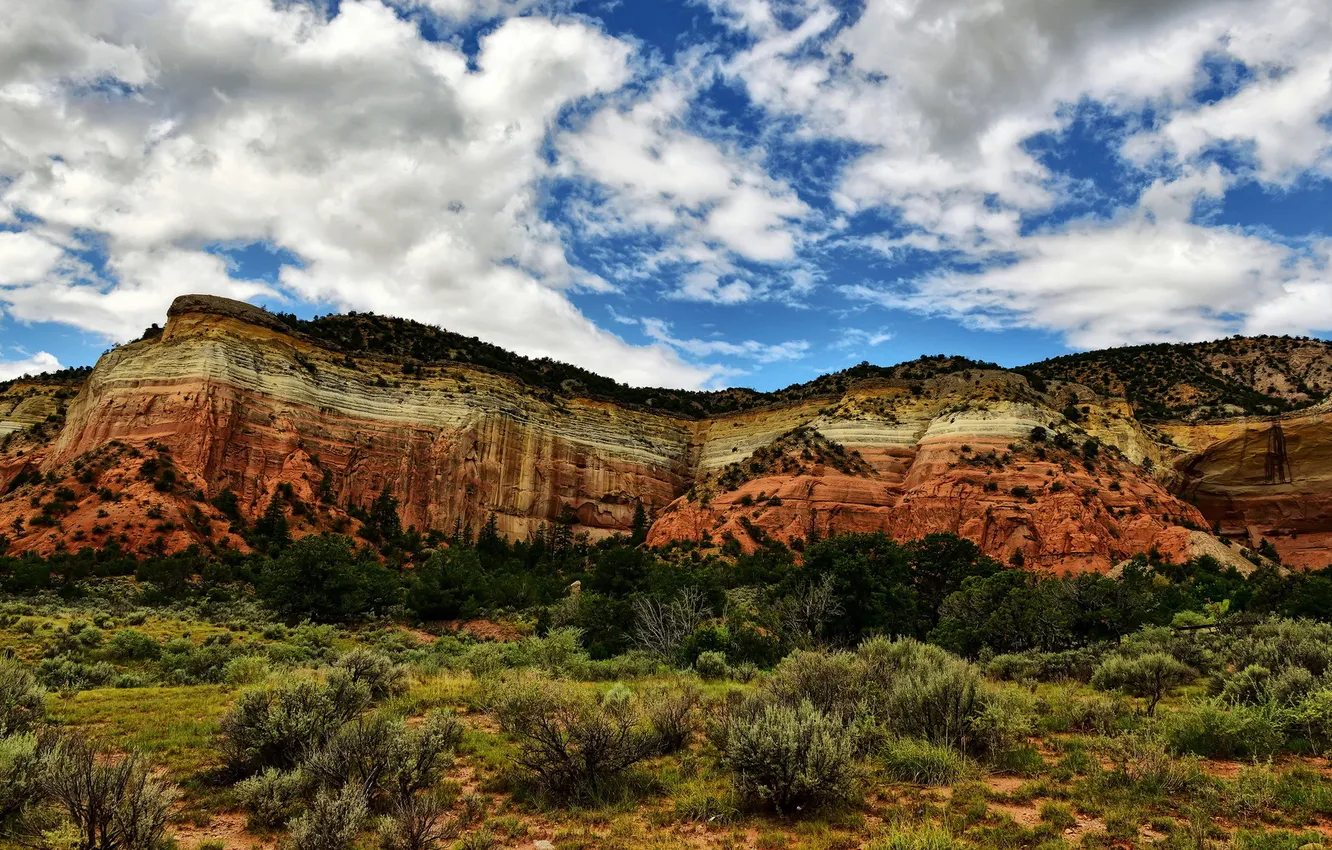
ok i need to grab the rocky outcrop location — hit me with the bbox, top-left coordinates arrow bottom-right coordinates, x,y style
41,301 -> 695,544
2,294 -> 1330,572
650,388 -> 1210,572
1163,406 -> 1332,569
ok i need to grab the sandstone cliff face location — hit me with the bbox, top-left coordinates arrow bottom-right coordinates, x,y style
1162,406 -> 1332,569
45,306 -> 695,544
650,379 -> 1212,573
2,295 -> 1329,573
0,381 -> 79,497
0,383 -> 62,440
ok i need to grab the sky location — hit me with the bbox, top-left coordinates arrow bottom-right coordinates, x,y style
0,0 -> 1330,391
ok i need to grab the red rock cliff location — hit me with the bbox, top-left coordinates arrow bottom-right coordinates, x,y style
1,295 -> 1327,573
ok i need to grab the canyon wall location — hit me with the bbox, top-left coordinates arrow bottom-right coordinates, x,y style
46,301 -> 697,542
0,294 -> 1327,572
1162,406 -> 1332,569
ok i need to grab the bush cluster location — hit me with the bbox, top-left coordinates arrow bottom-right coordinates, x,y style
223,650 -> 464,850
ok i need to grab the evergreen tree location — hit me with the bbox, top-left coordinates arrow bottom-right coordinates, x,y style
369,485 -> 402,544
630,502 -> 650,546
251,493 -> 291,553
318,469 -> 335,503
477,512 -> 502,557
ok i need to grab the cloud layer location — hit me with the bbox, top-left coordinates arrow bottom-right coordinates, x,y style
1,0 -> 1330,388
0,351 -> 61,383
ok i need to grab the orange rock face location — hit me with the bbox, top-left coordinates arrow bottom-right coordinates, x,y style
20,306 -> 693,553
2,294 -> 1329,574
649,429 -> 1211,574
1164,407 -> 1332,569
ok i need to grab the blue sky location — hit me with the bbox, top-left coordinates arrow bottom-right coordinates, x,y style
1,0 -> 1330,390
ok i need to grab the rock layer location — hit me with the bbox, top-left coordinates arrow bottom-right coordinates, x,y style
46,305 -> 695,542
2,295 -> 1330,572
1164,406 -> 1332,569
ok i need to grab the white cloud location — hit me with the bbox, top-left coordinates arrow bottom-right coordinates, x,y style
711,0 -> 1283,255
559,71 -> 812,302
0,232 -> 63,286
835,328 -> 894,350
3,0 -> 1331,391
1126,2 -> 1332,182
402,0 -> 573,19
0,0 -> 726,388
844,203 -> 1331,349
642,317 -> 809,363
707,0 -> 1332,342
0,351 -> 61,381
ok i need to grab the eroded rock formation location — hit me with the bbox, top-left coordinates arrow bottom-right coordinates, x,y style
1,294 -> 1329,572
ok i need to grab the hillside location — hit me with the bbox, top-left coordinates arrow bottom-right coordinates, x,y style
0,295 -> 1328,570
274,305 -> 1005,418
1022,336 -> 1332,422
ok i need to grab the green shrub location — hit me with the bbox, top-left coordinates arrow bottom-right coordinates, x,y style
376,789 -> 465,850
302,714 -> 408,802
759,639 -> 996,753
105,629 -> 160,662
223,656 -> 271,686
0,731 -> 57,836
0,658 -> 46,736
1219,664 -> 1320,706
763,649 -> 861,717
695,651 -> 730,681
644,686 -> 699,755
236,767 -> 308,830
526,627 -> 590,676
496,679 -> 654,802
879,644 -> 986,749
1035,687 -> 1126,735
1289,689 -> 1332,754
331,649 -> 407,702
1091,652 -> 1195,715
1120,625 -> 1219,675
986,648 -> 1099,683
303,710 -> 461,812
43,735 -> 177,850
727,699 -> 860,813
1100,731 -> 1205,795
287,785 -> 367,850
1225,620 -> 1332,679
731,662 -> 759,684
881,738 -> 973,785
1162,700 -> 1285,760
36,658 -> 115,691
572,651 -> 665,682
158,640 -> 240,685
219,679 -> 367,776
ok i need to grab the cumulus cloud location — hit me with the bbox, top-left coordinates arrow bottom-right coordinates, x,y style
642,318 -> 809,364
0,0 -> 731,388
710,0 -> 1332,344
0,351 -> 61,382
559,73 -> 812,302
844,206 -> 1331,349
2,0 -> 1331,391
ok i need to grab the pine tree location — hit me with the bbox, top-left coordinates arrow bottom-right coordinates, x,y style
369,485 -> 401,544
477,512 -> 502,555
630,502 -> 650,546
253,493 -> 291,552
